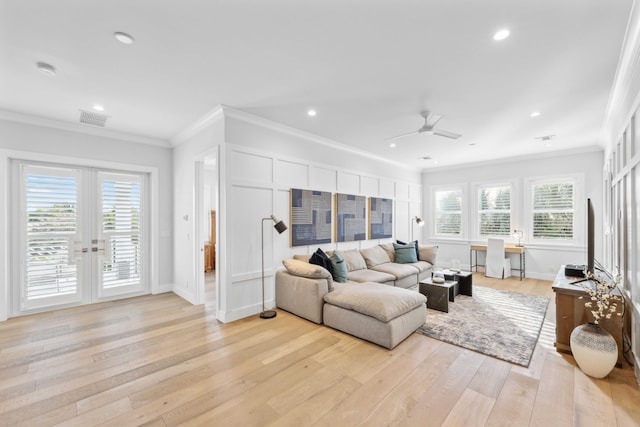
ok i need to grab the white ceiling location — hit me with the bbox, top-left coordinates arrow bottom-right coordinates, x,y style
0,0 -> 633,169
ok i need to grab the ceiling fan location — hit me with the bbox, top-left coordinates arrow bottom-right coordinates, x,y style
386,111 -> 462,142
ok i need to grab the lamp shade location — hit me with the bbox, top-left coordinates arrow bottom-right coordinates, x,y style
271,215 -> 287,234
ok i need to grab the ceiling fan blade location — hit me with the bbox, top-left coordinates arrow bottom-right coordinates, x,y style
432,128 -> 462,139
385,130 -> 420,141
424,113 -> 443,128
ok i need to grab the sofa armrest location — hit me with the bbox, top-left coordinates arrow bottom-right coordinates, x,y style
275,269 -> 331,324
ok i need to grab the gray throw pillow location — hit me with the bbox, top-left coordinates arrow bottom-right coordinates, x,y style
330,251 -> 348,282
393,242 -> 418,263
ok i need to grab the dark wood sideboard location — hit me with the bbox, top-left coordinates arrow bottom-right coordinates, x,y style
552,266 -> 623,366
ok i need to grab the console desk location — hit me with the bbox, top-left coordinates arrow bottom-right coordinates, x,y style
552,266 -> 623,366
469,244 -> 525,280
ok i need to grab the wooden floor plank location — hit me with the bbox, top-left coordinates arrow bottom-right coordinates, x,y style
397,350 -> 485,427
485,371 -> 539,427
0,275 -> 636,426
529,351 -> 576,426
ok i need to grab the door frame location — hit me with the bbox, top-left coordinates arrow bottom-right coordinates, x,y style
0,149 -> 160,320
194,146 -> 219,309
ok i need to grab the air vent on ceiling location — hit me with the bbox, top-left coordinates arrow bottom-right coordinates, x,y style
79,110 -> 110,127
535,134 -> 556,142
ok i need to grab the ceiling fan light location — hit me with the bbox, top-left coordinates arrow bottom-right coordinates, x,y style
493,29 -> 510,41
114,31 -> 135,44
36,62 -> 56,76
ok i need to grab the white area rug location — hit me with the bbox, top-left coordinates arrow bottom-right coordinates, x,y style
416,285 -> 549,367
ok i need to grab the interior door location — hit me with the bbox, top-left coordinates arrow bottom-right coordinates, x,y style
15,162 -> 148,314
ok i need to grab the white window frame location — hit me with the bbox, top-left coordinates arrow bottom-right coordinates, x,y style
430,184 -> 467,240
471,181 -> 515,241
469,179 -> 520,243
524,174 -> 584,247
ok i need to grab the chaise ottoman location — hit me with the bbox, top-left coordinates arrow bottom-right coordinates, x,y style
323,282 -> 427,349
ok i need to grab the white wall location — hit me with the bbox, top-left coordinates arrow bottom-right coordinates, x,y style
172,115 -> 224,305
421,149 -> 604,280
0,119 -> 174,320
603,0 -> 640,381
208,109 -> 422,322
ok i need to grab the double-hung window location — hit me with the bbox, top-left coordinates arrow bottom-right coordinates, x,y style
477,185 -> 511,237
434,188 -> 462,237
531,180 -> 575,240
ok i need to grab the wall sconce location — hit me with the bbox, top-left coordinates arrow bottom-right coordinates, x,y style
261,214 -> 288,319
411,216 -> 425,241
512,229 -> 524,247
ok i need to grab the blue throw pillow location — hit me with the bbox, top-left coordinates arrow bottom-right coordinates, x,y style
393,242 -> 418,264
309,248 -> 333,275
330,251 -> 348,283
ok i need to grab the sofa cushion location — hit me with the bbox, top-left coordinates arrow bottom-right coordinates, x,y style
347,268 -> 395,285
340,249 -> 368,272
393,242 -> 418,263
323,282 -> 426,323
407,260 -> 432,273
282,258 -> 330,279
371,262 -> 419,280
380,243 -> 396,262
360,245 -> 392,268
293,254 -> 311,262
330,251 -> 348,283
418,245 -> 438,264
309,248 -> 333,276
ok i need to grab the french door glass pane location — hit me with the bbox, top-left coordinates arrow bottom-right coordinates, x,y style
22,165 -> 81,306
99,173 -> 143,291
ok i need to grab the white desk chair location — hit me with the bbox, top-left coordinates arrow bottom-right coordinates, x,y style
485,238 -> 511,279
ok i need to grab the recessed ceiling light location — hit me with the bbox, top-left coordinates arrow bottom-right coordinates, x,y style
93,104 -> 104,111
469,142 -> 477,146
493,29 -> 510,41
36,62 -> 56,76
307,109 -> 317,117
114,32 -> 135,45
417,156 -> 432,161
530,111 -> 541,117
389,142 -> 397,148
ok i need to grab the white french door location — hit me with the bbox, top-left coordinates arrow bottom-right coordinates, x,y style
15,162 -> 148,313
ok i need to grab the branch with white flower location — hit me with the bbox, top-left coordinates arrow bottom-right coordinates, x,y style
578,267 -> 622,324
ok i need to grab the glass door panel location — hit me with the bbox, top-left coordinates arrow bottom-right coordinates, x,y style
96,171 -> 145,298
20,164 -> 84,310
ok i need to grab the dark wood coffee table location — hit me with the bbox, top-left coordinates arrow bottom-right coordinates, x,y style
444,270 -> 473,296
418,278 -> 458,313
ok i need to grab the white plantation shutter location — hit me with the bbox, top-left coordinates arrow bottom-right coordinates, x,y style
22,165 -> 82,306
99,172 -> 144,293
478,185 -> 511,237
435,189 -> 462,235
532,181 -> 574,240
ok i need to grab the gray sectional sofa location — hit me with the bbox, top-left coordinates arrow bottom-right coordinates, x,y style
275,243 -> 437,349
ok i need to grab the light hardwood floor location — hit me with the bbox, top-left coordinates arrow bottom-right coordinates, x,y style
1,274 -> 639,426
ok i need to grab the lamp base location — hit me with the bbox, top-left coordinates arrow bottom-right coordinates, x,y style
260,310 -> 277,319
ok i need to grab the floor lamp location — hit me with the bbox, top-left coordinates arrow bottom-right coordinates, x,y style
411,216 -> 424,241
261,214 -> 287,319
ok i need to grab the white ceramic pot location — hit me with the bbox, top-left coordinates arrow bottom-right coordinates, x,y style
570,323 -> 617,378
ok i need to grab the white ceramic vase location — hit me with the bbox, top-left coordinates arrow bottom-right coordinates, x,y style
570,323 -> 617,378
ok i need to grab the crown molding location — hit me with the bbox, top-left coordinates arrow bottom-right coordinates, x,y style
169,105 -> 225,146
0,109 -> 170,148
218,104 -> 421,172
421,145 -> 603,174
